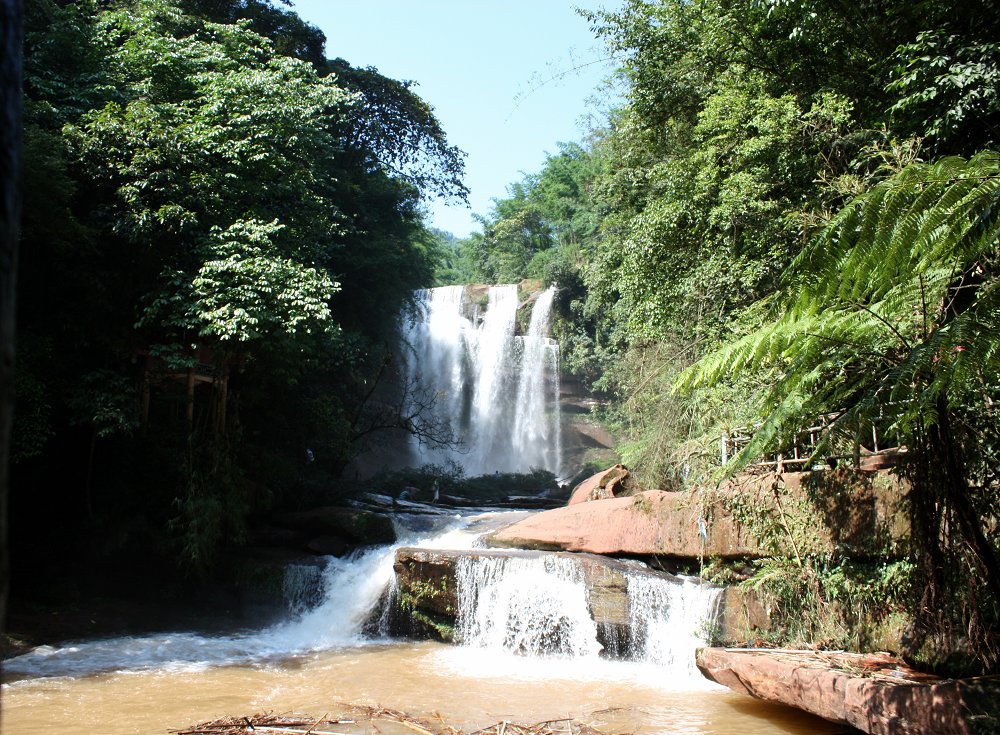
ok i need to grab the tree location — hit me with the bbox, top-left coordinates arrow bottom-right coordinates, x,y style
12,0 -> 467,576
1,0 -> 22,640
677,153 -> 1000,669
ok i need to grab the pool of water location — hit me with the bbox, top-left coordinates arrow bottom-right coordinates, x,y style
2,640 -> 843,735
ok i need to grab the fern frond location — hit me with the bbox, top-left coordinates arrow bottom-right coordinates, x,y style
679,152 -> 1000,471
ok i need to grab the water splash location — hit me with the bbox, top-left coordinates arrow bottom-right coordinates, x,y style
450,552 -> 721,684
282,563 -> 325,616
2,514 -> 488,680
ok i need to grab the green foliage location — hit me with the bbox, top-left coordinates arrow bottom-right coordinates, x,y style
142,219 -> 338,342
679,153 -> 1000,671
326,58 -> 468,203
889,32 -> 1000,146
467,142 -> 605,286
14,0 -> 466,579
741,555 -> 917,652
677,153 -> 1000,475
170,434 -> 248,575
431,229 -> 477,286
68,369 -> 140,438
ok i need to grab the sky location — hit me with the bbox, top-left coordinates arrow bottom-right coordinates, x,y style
288,1 -> 624,237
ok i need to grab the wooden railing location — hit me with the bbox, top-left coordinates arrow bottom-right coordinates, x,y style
721,412 -> 899,471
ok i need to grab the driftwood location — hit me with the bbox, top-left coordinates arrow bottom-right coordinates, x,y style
171,713 -> 357,735
468,718 -> 607,735
171,703 -> 620,735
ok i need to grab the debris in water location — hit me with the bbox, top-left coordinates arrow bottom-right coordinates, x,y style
170,704 -> 620,735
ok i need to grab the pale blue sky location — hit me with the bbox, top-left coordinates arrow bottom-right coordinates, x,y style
288,1 -> 623,237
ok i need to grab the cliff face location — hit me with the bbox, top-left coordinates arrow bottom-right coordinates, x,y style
557,376 -> 618,480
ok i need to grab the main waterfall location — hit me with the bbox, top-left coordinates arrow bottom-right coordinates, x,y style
401,284 -> 562,476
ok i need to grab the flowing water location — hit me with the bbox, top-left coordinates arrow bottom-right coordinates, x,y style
401,285 -> 562,476
2,511 -> 843,735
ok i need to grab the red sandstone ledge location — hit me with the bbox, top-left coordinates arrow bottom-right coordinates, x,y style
696,647 -> 1000,735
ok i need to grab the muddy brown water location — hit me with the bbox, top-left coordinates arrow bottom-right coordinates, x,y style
3,641 -> 844,735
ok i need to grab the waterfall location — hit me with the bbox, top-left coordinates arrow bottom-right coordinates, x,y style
456,555 -> 602,658
282,562 -> 325,616
469,285 -> 520,470
452,553 -> 721,679
5,511 -> 721,689
402,284 -> 561,476
626,573 -> 723,677
512,286 -> 562,474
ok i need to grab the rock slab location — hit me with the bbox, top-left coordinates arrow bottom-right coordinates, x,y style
488,471 -> 908,560
487,489 -> 757,557
568,464 -> 631,505
696,647 -> 1000,735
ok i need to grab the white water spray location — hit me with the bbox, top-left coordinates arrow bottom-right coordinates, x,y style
5,510 -> 722,692
1,514 -> 487,680
512,287 -> 562,473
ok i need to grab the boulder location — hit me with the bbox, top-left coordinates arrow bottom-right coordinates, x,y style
568,464 -> 631,505
273,506 -> 395,545
488,489 -> 755,557
696,647 -> 1000,735
717,586 -> 772,644
488,471 -> 909,560
305,535 -> 350,556
247,522 -> 308,548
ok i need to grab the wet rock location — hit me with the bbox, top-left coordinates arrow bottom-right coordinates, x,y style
498,495 -> 565,509
696,647 -> 1000,735
305,535 -> 350,556
394,548 -> 459,619
247,522 -> 308,548
361,492 -> 396,508
273,506 -> 395,545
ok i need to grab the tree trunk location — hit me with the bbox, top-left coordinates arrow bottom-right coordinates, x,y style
0,0 -> 23,659
934,395 -> 1000,606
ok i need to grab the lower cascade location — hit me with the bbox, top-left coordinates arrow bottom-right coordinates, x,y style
456,555 -> 603,659
3,513 -> 721,687
451,552 -> 722,676
625,573 -> 722,675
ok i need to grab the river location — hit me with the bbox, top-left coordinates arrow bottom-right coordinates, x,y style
2,511 -> 843,735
